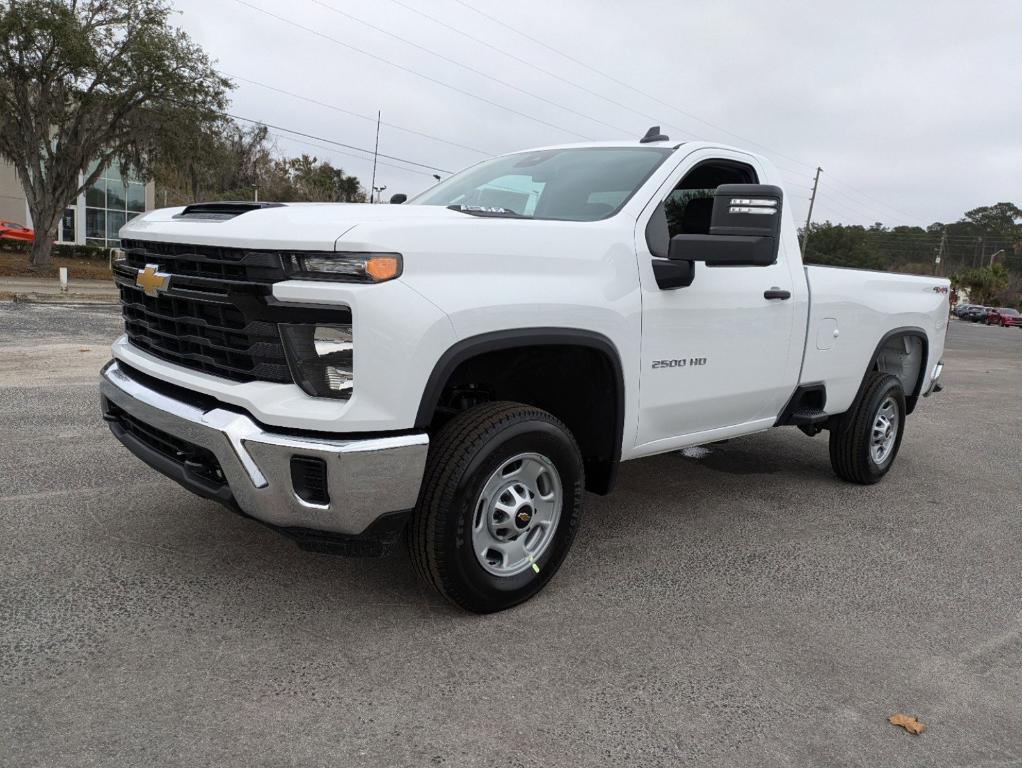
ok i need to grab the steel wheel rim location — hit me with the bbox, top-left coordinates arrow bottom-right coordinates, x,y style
870,396 -> 899,466
471,452 -> 563,578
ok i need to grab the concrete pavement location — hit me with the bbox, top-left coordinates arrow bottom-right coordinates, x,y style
1,305 -> 1020,767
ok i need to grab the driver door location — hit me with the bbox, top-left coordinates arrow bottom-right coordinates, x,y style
633,149 -> 804,451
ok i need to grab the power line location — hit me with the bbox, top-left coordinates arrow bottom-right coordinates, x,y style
306,0 -> 640,139
824,176 -> 927,225
444,0 -> 938,225
446,0 -> 818,172
231,0 -> 595,141
382,0 -> 699,141
267,131 -> 440,177
226,111 -> 454,172
224,72 -> 495,157
815,189 -> 894,223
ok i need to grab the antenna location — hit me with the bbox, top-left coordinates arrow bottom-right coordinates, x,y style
639,126 -> 669,143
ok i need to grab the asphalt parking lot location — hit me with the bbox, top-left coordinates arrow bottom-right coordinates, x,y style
2,303 -> 1020,767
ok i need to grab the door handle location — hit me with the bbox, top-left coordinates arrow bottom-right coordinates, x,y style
764,288 -> 791,300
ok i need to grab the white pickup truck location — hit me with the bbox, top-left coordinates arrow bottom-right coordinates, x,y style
100,128 -> 948,612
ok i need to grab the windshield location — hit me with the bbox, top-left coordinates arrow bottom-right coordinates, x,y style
410,147 -> 673,221
999,308 -> 1019,315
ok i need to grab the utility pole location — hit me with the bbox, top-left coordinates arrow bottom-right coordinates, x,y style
370,110 -> 381,203
934,229 -> 947,275
801,166 -> 823,256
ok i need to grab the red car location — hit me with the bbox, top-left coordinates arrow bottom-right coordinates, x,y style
0,220 -> 34,242
986,307 -> 1022,327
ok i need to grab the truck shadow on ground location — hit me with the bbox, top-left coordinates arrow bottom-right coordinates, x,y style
139,428 -> 837,612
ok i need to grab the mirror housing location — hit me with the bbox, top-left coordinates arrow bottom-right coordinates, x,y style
389,193 -> 407,204
668,184 -> 783,268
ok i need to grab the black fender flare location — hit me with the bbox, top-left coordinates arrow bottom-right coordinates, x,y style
414,328 -> 626,489
852,326 -> 930,415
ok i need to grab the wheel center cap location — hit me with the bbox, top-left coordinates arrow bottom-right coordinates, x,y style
515,508 -> 532,528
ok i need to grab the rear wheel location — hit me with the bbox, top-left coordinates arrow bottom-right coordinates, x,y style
409,402 -> 584,613
829,372 -> 906,484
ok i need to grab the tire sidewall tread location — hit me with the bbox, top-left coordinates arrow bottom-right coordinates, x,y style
409,401 -> 584,613
829,372 -> 906,485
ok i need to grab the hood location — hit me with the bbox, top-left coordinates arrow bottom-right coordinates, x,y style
120,202 -> 468,251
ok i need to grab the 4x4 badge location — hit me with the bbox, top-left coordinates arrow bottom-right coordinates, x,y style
135,264 -> 170,297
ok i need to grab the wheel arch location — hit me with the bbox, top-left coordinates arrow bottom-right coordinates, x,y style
414,328 -> 625,495
853,327 -> 930,415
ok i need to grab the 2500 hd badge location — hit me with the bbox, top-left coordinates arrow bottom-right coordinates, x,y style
652,358 -> 708,369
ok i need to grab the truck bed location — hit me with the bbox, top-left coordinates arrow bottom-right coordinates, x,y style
799,266 -> 949,414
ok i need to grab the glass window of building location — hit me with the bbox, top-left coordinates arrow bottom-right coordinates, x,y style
84,160 -> 146,247
59,208 -> 75,243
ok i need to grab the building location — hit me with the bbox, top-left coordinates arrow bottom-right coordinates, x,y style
0,159 -> 155,247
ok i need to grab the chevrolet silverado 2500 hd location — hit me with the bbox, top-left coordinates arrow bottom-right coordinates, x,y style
100,129 -> 948,612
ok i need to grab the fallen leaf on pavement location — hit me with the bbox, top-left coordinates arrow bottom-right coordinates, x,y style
889,714 -> 925,734
79,347 -> 90,352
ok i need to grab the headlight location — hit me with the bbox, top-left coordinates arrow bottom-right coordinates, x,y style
282,252 -> 402,283
280,324 -> 353,399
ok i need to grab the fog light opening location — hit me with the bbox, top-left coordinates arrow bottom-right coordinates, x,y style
280,323 -> 354,400
291,455 -> 330,506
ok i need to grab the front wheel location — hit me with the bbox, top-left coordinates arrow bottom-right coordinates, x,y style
409,402 -> 584,613
829,372 -> 906,484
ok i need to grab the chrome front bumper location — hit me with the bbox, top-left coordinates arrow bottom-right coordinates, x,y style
100,361 -> 428,535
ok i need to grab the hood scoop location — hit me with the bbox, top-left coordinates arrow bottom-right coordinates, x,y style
173,201 -> 286,221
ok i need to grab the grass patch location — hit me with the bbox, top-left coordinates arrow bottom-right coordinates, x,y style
0,250 -> 114,281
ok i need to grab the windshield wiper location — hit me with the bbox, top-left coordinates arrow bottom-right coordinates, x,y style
446,204 -> 529,218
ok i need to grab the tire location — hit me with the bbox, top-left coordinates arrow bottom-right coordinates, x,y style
829,372 -> 906,485
409,401 -> 584,613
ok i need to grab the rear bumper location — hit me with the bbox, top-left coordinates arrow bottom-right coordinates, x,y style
100,361 -> 428,538
923,360 -> 944,396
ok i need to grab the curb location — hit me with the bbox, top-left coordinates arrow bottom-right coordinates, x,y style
0,292 -> 119,306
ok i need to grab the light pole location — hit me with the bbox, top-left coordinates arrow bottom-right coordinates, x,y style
989,249 -> 1005,268
372,185 -> 387,204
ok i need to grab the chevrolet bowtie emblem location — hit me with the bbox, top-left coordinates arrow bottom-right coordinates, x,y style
135,264 -> 170,297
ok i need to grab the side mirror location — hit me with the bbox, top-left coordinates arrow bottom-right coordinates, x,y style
668,184 -> 783,267
389,193 -> 407,204
646,200 -> 695,290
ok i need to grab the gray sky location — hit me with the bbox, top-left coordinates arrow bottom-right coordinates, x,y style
170,0 -> 1022,228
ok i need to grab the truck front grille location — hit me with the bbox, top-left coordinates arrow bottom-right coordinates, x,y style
120,239 -> 287,283
117,285 -> 292,383
114,240 -> 352,386
114,240 -> 291,383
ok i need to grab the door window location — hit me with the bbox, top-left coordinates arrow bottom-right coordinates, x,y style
662,161 -> 758,238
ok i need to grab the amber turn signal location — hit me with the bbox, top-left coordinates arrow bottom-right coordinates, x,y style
365,255 -> 401,282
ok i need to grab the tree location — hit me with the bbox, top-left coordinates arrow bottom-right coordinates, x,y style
951,264 -> 1011,305
283,154 -> 365,202
155,126 -> 367,205
801,221 -> 886,271
0,0 -> 231,266
156,122 -> 276,204
962,202 -> 1022,241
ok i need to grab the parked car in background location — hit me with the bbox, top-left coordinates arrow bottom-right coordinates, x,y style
0,220 -> 34,243
965,306 -> 992,322
986,308 -> 1022,327
953,303 -> 979,318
